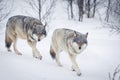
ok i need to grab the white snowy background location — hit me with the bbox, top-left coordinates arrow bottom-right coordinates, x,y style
0,0 -> 120,80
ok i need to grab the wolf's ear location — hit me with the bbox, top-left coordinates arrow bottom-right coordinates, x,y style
85,32 -> 88,38
68,31 -> 77,39
44,22 -> 47,28
74,31 -> 77,37
33,23 -> 37,28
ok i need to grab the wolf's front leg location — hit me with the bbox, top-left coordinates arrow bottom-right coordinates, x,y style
27,40 -> 42,60
32,47 -> 42,60
69,54 -> 81,76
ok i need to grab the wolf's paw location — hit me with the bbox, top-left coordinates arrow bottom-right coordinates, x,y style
8,49 -> 12,52
34,55 -> 42,60
17,52 -> 22,55
7,48 -> 12,52
77,72 -> 82,76
72,66 -> 75,71
58,64 -> 63,67
57,62 -> 62,67
72,68 -> 75,71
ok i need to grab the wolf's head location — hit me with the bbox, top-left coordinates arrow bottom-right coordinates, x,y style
31,22 -> 47,42
72,31 -> 88,53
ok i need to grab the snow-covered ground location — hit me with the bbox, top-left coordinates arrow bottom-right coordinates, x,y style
0,0 -> 120,80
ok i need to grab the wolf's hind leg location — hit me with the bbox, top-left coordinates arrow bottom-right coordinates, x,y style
50,44 -> 62,66
56,52 -> 62,67
54,47 -> 62,66
13,37 -> 22,55
5,33 -> 12,52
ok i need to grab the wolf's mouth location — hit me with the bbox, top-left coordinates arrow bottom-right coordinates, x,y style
30,35 -> 37,41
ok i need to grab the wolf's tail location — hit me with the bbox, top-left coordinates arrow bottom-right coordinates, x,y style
5,31 -> 12,49
50,46 -> 56,59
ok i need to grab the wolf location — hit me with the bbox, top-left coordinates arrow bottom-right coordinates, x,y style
5,15 -> 47,60
50,28 -> 88,76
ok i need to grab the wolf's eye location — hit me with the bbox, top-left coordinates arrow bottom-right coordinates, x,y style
33,29 -> 37,34
79,47 -> 81,50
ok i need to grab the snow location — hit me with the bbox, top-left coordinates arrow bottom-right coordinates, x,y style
0,0 -> 120,80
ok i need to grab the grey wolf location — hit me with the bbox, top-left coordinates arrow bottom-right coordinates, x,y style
50,28 -> 88,76
5,15 -> 47,60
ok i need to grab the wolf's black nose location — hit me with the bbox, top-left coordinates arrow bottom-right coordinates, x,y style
79,47 -> 81,50
38,39 -> 40,41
